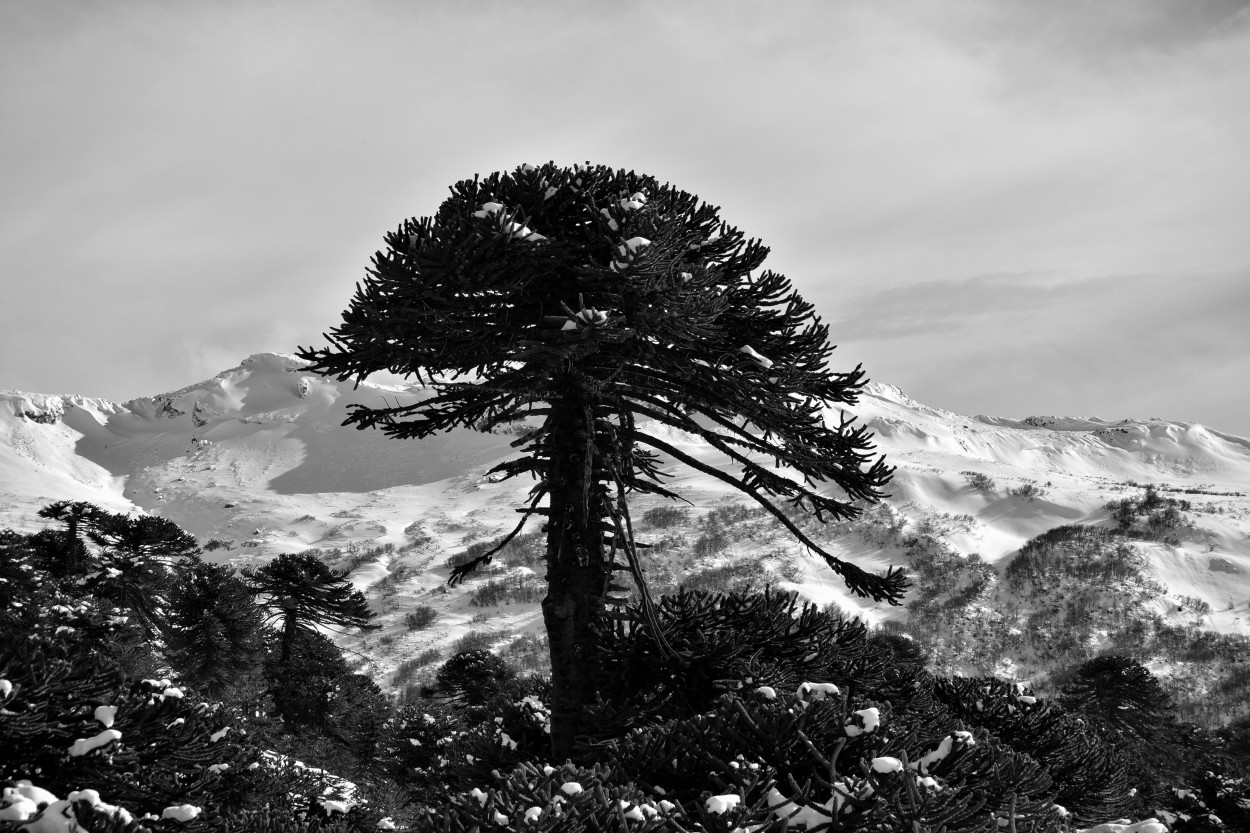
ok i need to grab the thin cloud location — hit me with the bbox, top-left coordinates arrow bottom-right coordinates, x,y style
0,1 -> 1246,438
828,270 -> 1250,434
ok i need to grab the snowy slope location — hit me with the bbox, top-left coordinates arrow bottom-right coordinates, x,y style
1,353 -> 523,540
842,384 -> 1250,640
3,354 -> 1249,689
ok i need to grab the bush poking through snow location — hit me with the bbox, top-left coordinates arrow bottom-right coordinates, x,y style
962,471 -> 996,492
1009,480 -> 1047,501
404,605 -> 437,631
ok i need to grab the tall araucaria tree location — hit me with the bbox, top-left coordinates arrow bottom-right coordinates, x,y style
298,162 -> 905,759
242,553 -> 379,667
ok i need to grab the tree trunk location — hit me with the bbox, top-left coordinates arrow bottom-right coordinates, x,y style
280,609 -> 298,667
542,391 -> 611,762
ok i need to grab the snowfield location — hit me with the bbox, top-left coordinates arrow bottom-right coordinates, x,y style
3,352 -> 1249,694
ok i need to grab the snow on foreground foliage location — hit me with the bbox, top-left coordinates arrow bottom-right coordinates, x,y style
3,348 -> 1250,675
2,498 -> 1249,831
0,518 -> 390,833
397,587 -> 1247,832
0,646 -> 368,831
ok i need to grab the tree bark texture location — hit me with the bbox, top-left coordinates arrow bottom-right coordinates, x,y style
542,388 -> 612,762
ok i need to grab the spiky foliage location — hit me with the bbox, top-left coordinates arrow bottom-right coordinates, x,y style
31,504 -> 200,635
1059,654 -> 1175,741
382,660 -> 552,811
261,625 -> 362,737
434,649 -> 513,708
933,676 -> 1136,825
35,500 -> 108,575
298,161 -> 901,757
401,591 -> 1165,831
1,518 -> 166,681
0,511 -> 394,833
0,635 -> 315,831
86,513 -> 200,563
590,588 -> 898,734
242,553 -> 378,667
430,670 -> 1070,832
0,530 -> 42,633
1057,655 -> 1190,814
241,554 -> 385,748
165,561 -> 267,699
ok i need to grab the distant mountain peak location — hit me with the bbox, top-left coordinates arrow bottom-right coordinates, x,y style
862,381 -> 914,404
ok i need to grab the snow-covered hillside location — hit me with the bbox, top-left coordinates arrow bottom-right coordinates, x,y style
0,353 -> 524,541
3,353 -> 1249,700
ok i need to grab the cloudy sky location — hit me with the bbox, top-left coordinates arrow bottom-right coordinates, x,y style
2,1 -> 1248,436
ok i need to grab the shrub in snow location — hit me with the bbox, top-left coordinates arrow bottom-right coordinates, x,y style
402,605 -> 437,631
573,674 -> 1067,832
36,503 -> 201,638
379,699 -> 472,806
434,651 -> 514,709
0,511 -> 403,832
380,661 -> 552,810
425,761 -> 680,832
513,589 -> 1074,831
640,506 -> 689,529
1054,655 -> 1234,820
962,471 -> 996,493
1009,481 -> 1047,502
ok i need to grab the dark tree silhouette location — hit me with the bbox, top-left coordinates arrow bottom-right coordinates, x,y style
1059,654 -> 1175,741
262,626 -> 366,737
242,552 -> 379,666
435,649 -> 514,708
88,513 -> 201,634
33,503 -> 200,634
298,162 -> 902,759
165,560 -> 267,698
36,500 -> 110,576
0,530 -> 43,632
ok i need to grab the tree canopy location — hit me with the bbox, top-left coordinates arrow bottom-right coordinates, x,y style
299,162 -> 904,758
165,561 -> 266,698
242,553 -> 379,666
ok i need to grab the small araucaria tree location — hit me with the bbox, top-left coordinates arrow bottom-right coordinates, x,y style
242,553 -> 378,666
299,162 -> 905,759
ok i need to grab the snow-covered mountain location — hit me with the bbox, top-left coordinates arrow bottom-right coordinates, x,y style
3,353 -> 1249,698
0,353 -> 523,539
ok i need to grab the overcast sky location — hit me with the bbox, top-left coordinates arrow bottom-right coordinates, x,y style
2,1 -> 1248,436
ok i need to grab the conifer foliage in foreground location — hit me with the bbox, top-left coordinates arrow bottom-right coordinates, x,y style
411,588 -> 1249,832
298,161 -> 902,757
0,505 -> 391,833
3,501 -> 1250,829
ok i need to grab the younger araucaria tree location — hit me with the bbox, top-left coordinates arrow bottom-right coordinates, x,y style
299,162 -> 905,759
242,552 -> 378,667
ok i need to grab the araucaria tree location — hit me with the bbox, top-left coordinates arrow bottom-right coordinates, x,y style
242,553 -> 378,666
165,560 -> 267,698
299,162 -> 904,759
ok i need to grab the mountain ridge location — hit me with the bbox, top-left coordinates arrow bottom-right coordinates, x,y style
3,352 -> 1249,706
